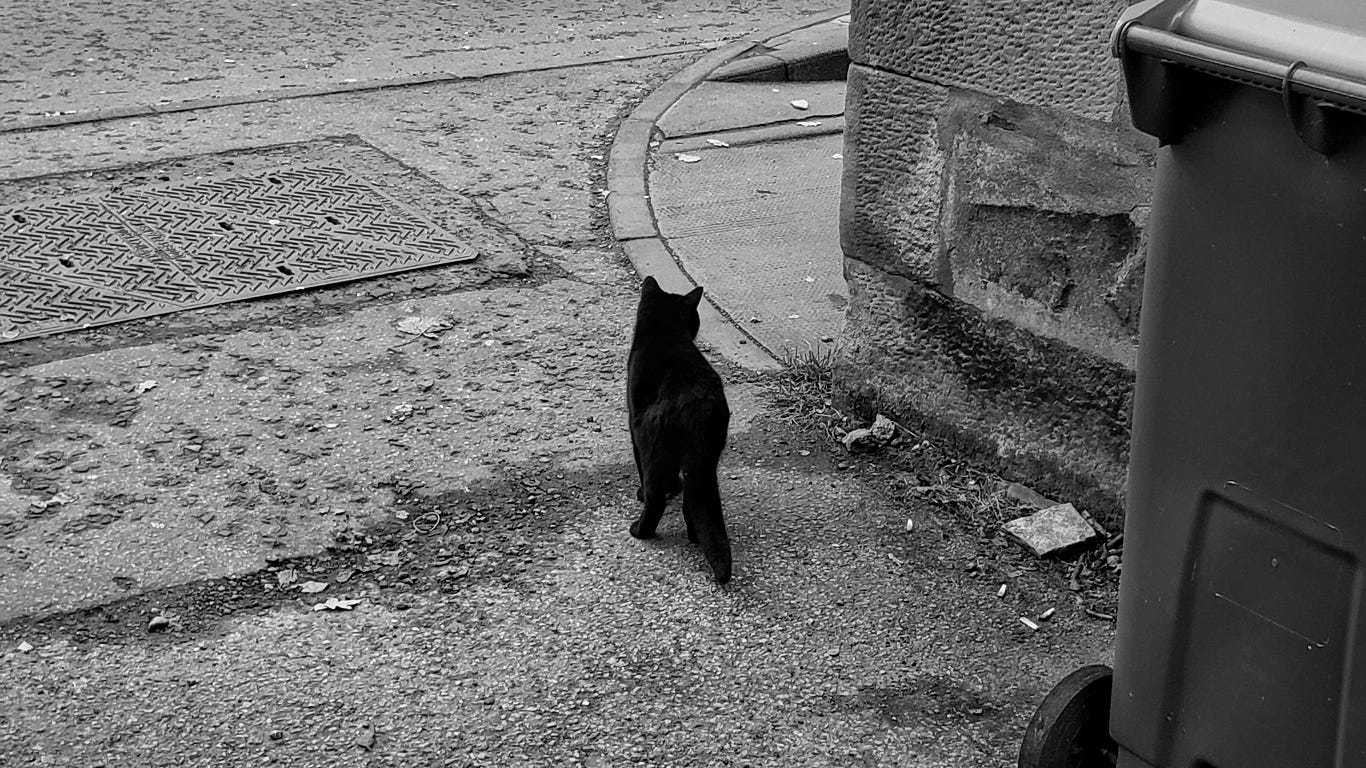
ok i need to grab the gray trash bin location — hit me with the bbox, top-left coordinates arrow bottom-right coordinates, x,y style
1020,2 -> 1366,767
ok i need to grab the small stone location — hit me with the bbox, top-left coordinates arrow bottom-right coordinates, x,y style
18,640 -> 33,652
147,615 -> 171,632
1001,503 -> 1099,557
1006,482 -> 1058,510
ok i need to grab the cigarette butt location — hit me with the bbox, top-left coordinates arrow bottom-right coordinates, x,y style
1020,617 -> 1040,631
997,584 -> 1008,598
1038,607 -> 1056,621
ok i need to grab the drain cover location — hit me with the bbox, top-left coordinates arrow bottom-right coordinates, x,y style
0,165 -> 477,342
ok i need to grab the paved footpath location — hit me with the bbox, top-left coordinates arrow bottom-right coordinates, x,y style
1,3 -> 1115,766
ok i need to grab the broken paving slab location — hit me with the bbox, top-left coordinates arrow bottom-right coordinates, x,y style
1002,503 -> 1099,557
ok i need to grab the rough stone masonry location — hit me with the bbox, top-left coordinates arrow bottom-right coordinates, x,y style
837,0 -> 1156,528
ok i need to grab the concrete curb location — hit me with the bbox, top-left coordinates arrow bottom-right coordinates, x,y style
710,16 -> 851,82
606,7 -> 849,372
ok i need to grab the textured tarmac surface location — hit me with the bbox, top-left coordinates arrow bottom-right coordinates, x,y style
2,5 -> 1116,766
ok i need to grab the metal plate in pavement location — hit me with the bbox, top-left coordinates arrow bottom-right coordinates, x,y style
0,165 -> 477,342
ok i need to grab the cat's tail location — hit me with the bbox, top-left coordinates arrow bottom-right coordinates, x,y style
683,457 -> 731,584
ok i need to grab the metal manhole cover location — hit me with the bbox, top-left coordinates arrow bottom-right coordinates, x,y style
0,165 -> 477,342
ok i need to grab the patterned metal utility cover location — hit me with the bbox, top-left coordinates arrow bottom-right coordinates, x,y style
0,165 -> 477,342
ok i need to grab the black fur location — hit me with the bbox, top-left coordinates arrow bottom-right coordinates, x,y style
626,276 -> 732,584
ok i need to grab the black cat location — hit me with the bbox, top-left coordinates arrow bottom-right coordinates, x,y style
626,276 -> 732,584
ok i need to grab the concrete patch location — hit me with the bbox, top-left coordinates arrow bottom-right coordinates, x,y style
650,135 -> 847,357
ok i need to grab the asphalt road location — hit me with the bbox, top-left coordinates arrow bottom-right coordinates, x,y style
0,2 -> 1116,765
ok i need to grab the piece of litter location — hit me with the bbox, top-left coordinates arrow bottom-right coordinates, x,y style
832,153 -> 843,159
276,569 -> 298,587
841,414 -> 898,452
395,315 -> 450,339
1085,608 -> 1116,622
997,583 -> 1008,598
1020,617 -> 1040,631
135,380 -> 157,394
675,153 -> 702,163
313,597 -> 363,612
1038,607 -> 1057,621
18,641 -> 33,653
368,551 -> 402,566
804,275 -> 816,283
299,581 -> 328,594
706,138 -> 730,147
797,120 -> 822,127
904,518 -> 915,533
790,99 -> 810,110
1001,503 -> 1099,557
355,723 -> 377,750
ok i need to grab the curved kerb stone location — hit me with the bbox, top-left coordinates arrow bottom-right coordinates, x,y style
605,7 -> 849,373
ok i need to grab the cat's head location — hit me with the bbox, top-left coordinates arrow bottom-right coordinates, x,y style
640,276 -> 703,338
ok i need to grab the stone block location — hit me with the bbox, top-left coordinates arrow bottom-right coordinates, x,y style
1002,503 -> 1099,557
840,65 -> 948,282
841,63 -> 1156,368
849,0 -> 1128,120
836,258 -> 1132,528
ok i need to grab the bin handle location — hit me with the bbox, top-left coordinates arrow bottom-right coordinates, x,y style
1280,61 -> 1335,154
1118,25 -> 1366,118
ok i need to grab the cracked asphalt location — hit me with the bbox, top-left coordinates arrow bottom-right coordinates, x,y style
1,2 -> 1116,765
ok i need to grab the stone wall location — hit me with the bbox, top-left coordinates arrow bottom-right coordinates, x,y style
838,0 -> 1155,526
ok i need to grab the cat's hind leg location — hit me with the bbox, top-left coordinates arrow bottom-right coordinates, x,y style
629,442 -> 679,540
632,426 -> 682,502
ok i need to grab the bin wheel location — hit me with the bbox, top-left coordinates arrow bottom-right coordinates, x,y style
1018,664 -> 1117,768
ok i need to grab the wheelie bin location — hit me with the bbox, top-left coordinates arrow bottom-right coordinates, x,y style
1020,2 -> 1366,767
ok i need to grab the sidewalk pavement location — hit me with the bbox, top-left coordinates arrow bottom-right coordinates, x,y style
607,12 -> 851,370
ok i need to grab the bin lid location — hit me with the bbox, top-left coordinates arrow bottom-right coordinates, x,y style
1115,0 -> 1366,125
1170,0 -> 1366,83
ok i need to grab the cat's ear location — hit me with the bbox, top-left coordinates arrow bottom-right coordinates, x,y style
683,286 -> 704,309
641,276 -> 661,294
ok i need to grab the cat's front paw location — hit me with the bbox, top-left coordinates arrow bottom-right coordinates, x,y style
629,520 -> 653,539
